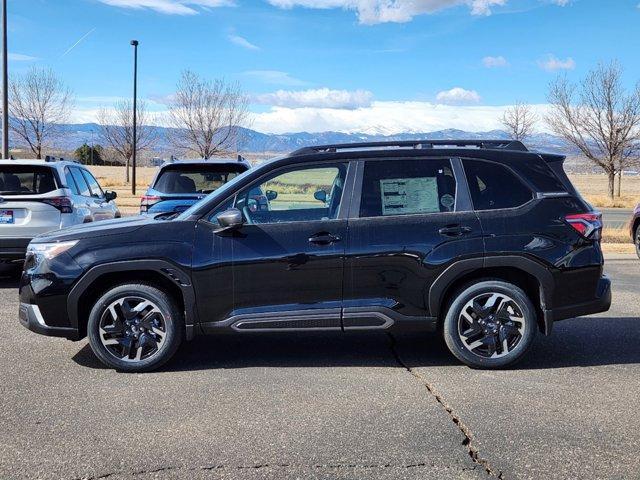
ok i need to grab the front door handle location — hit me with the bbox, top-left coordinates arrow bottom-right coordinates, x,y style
438,225 -> 472,237
309,232 -> 341,245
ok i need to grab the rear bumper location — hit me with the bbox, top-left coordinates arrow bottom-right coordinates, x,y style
545,275 -> 612,325
18,302 -> 79,340
0,237 -> 31,262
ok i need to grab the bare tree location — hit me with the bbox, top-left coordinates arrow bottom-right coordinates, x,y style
501,102 -> 538,141
547,61 -> 640,199
98,100 -> 156,183
9,67 -> 73,158
167,71 -> 249,159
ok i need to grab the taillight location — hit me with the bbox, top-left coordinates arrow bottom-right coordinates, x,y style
42,196 -> 73,214
140,195 -> 161,213
565,212 -> 602,240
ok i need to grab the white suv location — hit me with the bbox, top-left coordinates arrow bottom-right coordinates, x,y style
0,158 -> 120,268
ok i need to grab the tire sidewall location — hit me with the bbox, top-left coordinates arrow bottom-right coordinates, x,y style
87,284 -> 182,372
443,280 -> 537,369
635,225 -> 640,260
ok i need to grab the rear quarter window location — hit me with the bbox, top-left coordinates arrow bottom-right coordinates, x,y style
515,157 -> 567,192
463,159 -> 533,210
0,165 -> 57,195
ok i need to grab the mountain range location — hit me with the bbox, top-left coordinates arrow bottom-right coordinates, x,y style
40,123 -> 578,156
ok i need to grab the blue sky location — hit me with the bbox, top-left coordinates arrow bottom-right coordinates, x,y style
6,0 -> 640,133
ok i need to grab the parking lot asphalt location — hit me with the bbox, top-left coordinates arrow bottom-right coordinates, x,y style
1,255 -> 639,480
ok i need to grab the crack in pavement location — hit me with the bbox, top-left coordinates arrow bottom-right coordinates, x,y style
74,462 -> 479,479
387,334 -> 504,479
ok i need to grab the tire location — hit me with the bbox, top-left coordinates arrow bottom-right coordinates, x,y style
442,280 -> 537,369
87,283 -> 183,372
634,224 -> 640,260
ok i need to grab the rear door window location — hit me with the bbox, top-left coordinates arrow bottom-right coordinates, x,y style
462,159 -> 533,210
0,165 -> 57,195
70,167 -> 92,197
153,164 -> 247,194
359,158 -> 457,218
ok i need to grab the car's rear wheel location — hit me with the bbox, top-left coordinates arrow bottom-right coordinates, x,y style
442,280 -> 537,369
634,224 -> 640,260
87,283 -> 183,372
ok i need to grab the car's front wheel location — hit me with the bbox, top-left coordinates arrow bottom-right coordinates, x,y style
442,280 -> 537,369
634,224 -> 640,260
87,283 -> 183,372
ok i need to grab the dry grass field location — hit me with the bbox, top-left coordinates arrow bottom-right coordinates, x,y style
91,165 -> 156,214
569,173 -> 640,208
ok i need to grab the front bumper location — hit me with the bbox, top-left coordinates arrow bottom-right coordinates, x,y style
546,275 -> 612,324
19,302 -> 79,340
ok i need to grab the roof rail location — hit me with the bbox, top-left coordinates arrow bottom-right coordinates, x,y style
44,155 -> 77,163
289,139 -> 528,156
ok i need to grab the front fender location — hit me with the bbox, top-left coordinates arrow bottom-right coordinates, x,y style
67,259 -> 197,340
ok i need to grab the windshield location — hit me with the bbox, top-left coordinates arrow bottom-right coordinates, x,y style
0,165 -> 58,195
175,158 -> 278,220
153,164 -> 247,195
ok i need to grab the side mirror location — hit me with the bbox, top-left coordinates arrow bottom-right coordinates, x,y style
105,191 -> 117,202
215,208 -> 244,233
314,190 -> 327,203
266,189 -> 278,201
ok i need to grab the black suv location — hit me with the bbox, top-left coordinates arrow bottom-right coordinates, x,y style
19,140 -> 611,371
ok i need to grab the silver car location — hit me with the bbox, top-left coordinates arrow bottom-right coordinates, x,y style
0,158 -> 120,268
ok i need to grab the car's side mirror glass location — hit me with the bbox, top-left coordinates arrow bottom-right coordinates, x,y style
215,208 -> 244,233
105,191 -> 117,202
314,190 -> 327,203
266,189 -> 278,201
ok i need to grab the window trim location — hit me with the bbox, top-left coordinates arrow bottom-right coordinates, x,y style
202,160 -> 356,227
350,156 -> 471,220
460,157 -> 536,212
64,166 -> 80,195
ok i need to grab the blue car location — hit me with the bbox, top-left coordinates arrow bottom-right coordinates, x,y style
141,159 -> 251,216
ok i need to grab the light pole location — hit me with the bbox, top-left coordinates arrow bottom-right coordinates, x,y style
130,39 -> 138,195
2,0 -> 8,159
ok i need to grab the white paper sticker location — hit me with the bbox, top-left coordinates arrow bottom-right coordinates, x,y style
380,177 -> 439,215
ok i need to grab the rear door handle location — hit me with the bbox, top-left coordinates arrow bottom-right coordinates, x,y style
438,225 -> 472,237
309,232 -> 341,245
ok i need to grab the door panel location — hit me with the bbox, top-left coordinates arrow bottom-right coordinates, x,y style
344,158 -> 484,322
192,162 -> 351,326
345,212 -> 483,318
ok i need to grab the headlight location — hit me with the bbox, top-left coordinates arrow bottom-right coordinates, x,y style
27,241 -> 78,260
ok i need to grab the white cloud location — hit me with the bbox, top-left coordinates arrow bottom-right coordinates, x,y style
265,0 -> 508,24
248,101 -> 552,134
8,53 -> 38,61
253,88 -> 373,109
97,0 -> 232,15
482,55 -> 508,68
436,87 -> 481,105
538,54 -> 576,71
244,70 -> 309,86
228,34 -> 260,50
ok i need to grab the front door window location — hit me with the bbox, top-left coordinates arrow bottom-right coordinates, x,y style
234,164 -> 348,224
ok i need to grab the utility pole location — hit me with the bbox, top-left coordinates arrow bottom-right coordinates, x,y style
130,39 -> 138,195
2,0 -> 9,159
